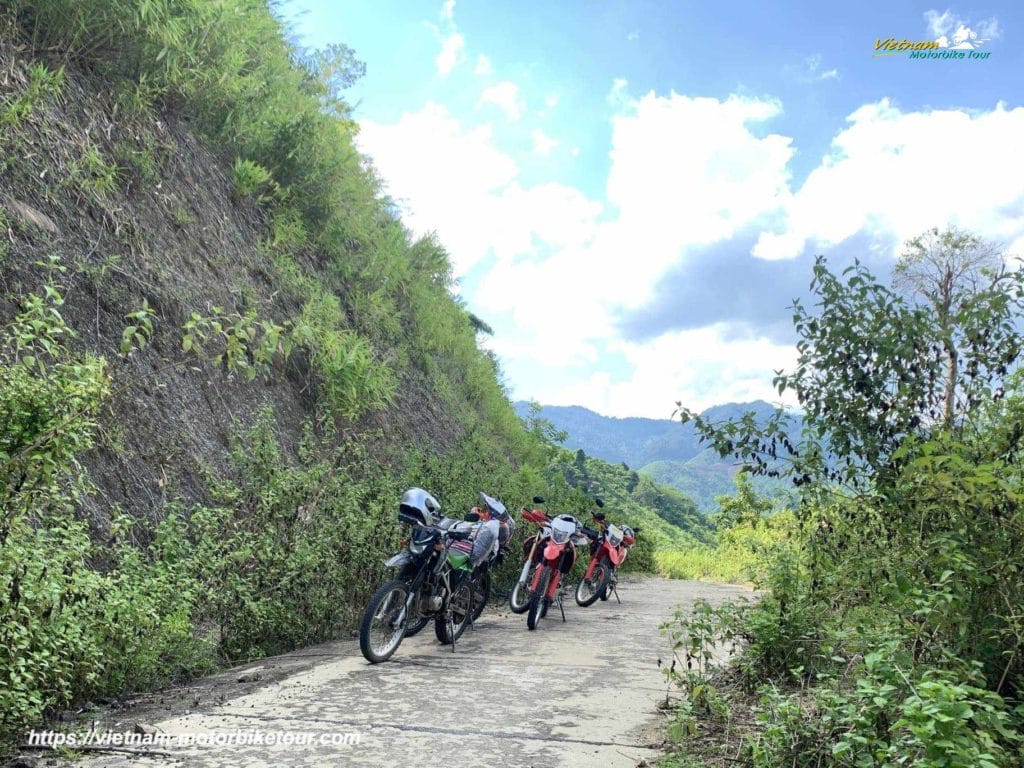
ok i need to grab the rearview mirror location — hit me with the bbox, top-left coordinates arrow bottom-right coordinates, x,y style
595,497 -> 604,508
593,511 -> 606,521
464,512 -> 480,523
533,495 -> 545,504
633,527 -> 642,534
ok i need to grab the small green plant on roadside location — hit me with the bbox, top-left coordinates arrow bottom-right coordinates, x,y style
0,208 -> 9,263
291,291 -> 396,419
172,205 -> 193,228
112,135 -> 161,185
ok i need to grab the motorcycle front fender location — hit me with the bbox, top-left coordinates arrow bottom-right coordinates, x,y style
517,558 -> 533,584
543,540 -> 565,562
604,543 -> 625,566
385,551 -> 413,568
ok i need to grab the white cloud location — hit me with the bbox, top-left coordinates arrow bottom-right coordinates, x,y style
357,103 -> 600,277
801,54 -> 840,82
607,91 -> 792,257
478,81 -> 524,121
357,103 -> 518,274
545,94 -> 559,108
360,85 -> 1024,417
753,99 -> 1024,260
531,128 -> 559,156
536,328 -> 798,417
431,0 -> 466,76
627,30 -> 640,42
477,91 -> 794,368
925,9 -> 955,37
474,54 -> 492,76
607,78 -> 630,108
436,33 -> 465,75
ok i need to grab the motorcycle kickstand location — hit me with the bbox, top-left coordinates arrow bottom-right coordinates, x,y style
557,589 -> 566,622
611,583 -> 621,604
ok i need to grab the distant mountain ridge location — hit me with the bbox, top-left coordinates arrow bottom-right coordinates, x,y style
513,400 -> 777,467
515,400 -> 787,513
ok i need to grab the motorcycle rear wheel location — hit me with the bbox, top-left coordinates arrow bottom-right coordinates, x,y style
435,579 -> 473,645
471,570 -> 492,622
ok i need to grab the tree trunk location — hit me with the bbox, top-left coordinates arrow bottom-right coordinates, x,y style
943,345 -> 957,426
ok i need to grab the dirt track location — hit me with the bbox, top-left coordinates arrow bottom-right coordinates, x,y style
60,577 -> 748,768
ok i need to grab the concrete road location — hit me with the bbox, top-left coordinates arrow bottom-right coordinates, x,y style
68,577 -> 747,768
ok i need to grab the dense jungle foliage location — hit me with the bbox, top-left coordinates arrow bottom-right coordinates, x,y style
661,236 -> 1024,767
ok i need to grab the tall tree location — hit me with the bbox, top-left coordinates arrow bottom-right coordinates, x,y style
894,227 -> 1015,426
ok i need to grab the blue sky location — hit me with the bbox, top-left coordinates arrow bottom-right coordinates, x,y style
282,0 -> 1024,417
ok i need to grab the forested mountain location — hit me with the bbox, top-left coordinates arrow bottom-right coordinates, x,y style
516,400 -> 786,511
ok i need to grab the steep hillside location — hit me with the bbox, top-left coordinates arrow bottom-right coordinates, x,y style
641,449 -> 790,514
0,3 -> 543,747
549,447 -> 713,548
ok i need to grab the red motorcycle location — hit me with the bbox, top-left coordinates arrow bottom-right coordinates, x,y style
526,511 -> 585,630
508,496 -> 550,614
575,500 -> 639,606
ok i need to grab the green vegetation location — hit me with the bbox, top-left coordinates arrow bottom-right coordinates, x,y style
542,445 -> 713,575
0,4 -> 709,752
656,475 -> 797,584
660,234 -> 1024,767
0,61 -> 62,129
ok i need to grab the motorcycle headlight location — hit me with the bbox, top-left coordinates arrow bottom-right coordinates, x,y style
409,538 -> 429,554
409,528 -> 435,554
551,527 -> 570,544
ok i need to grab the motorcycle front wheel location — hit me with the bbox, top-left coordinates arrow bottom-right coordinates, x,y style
359,580 -> 409,663
403,614 -> 430,638
509,561 -> 536,614
575,560 -> 611,607
600,560 -> 615,600
527,567 -> 551,630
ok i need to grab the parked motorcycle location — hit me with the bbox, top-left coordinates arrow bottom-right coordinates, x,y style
575,499 -> 640,606
449,492 -> 514,622
509,496 -> 550,614
526,512 -> 587,630
359,488 -> 477,663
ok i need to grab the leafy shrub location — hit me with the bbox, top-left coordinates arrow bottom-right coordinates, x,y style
0,282 -> 211,746
292,291 -> 396,419
231,157 -> 279,204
